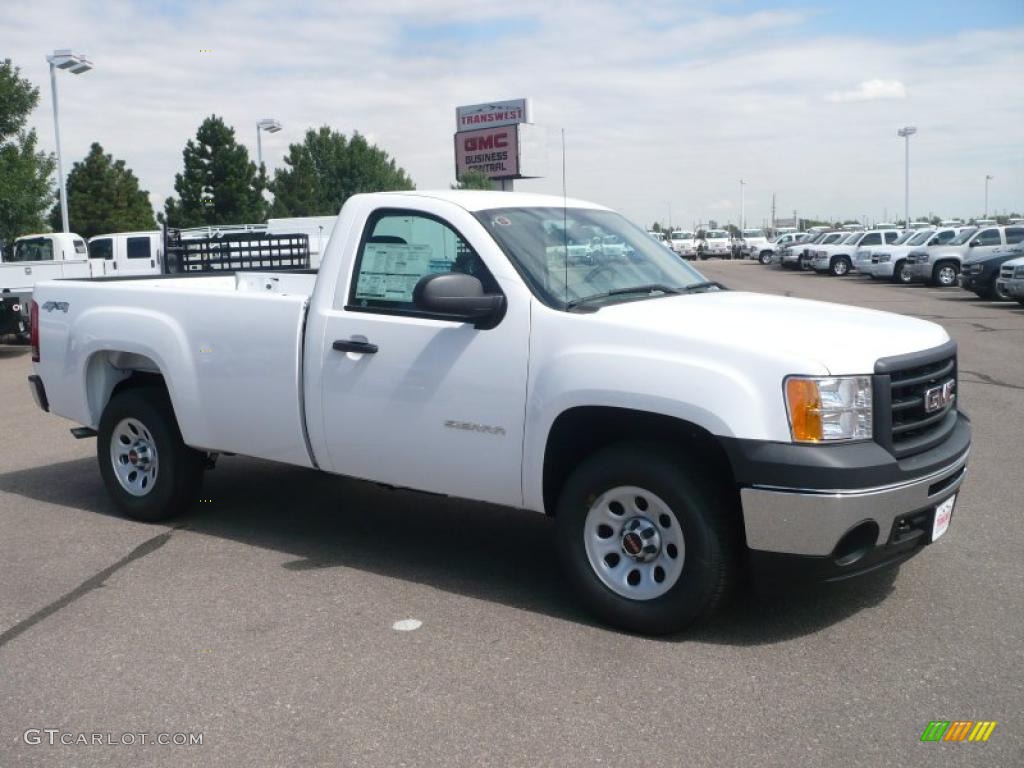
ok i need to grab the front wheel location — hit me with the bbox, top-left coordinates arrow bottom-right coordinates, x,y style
555,444 -> 738,635
894,261 -> 913,284
830,256 -> 851,276
759,252 -> 771,265
98,388 -> 204,522
932,263 -> 959,287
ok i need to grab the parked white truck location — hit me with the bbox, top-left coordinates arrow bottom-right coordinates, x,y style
27,191 -> 971,635
811,229 -> 903,276
1,232 -> 93,337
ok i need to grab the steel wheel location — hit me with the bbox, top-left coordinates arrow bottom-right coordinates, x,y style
935,264 -> 958,286
109,417 -> 159,496
897,262 -> 913,283
831,257 -> 850,276
583,485 -> 685,601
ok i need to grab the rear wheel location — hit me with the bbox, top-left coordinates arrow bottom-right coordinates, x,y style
932,262 -> 959,287
98,388 -> 204,522
830,256 -> 851,276
555,443 -> 738,635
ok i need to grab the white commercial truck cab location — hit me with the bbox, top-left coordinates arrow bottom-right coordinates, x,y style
27,191 -> 971,635
87,232 -> 163,277
0,232 -> 92,337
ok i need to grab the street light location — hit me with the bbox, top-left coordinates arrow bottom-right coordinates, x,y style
985,174 -> 994,218
739,179 -> 746,232
897,126 -> 917,228
256,118 -> 282,167
46,49 -> 93,233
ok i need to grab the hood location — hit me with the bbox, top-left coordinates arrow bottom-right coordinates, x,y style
964,246 -> 1024,265
594,290 -> 950,375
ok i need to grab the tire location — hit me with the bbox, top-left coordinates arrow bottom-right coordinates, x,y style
98,388 -> 204,522
830,256 -> 851,277
932,262 -> 959,287
894,261 -> 913,284
554,443 -> 738,635
759,252 -> 771,265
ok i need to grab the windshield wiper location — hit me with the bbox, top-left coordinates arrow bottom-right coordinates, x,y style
680,281 -> 725,294
566,283 -> 680,310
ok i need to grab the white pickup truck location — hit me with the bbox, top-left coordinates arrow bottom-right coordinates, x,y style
27,191 -> 971,635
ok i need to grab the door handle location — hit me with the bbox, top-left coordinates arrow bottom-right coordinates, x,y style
333,339 -> 378,354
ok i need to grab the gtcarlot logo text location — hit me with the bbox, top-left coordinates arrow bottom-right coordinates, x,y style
23,729 -> 203,746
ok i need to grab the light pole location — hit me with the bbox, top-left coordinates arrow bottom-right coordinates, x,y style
739,179 -> 746,232
984,174 -> 993,218
897,126 -> 917,228
46,50 -> 93,233
256,118 -> 282,167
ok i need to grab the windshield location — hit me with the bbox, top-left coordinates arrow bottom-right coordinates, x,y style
742,229 -> 765,238
949,228 -> 978,245
891,231 -> 915,245
671,231 -> 694,240
907,230 -> 935,246
478,207 -> 711,309
706,230 -> 728,239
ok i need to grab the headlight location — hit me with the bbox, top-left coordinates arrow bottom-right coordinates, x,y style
1014,266 -> 1024,279
785,376 -> 873,443
878,254 -> 891,263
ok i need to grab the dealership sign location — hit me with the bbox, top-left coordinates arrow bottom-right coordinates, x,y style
454,125 -> 520,177
455,98 -> 531,131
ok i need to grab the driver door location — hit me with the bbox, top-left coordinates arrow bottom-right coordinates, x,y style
315,207 -> 530,508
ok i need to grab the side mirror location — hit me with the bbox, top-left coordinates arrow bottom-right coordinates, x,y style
968,240 -> 978,247
413,273 -> 505,326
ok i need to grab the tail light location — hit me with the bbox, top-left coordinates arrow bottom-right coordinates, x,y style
30,299 -> 40,362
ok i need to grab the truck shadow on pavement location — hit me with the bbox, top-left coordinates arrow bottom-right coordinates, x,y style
0,455 -> 898,646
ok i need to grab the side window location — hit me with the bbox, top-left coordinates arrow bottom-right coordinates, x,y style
126,237 -> 151,259
349,211 -> 497,311
934,230 -> 956,244
1005,228 -> 1024,245
973,229 -> 1000,246
89,238 -> 113,260
860,233 -> 882,246
884,232 -> 899,243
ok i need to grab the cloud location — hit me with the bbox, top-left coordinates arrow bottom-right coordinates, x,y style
3,2 -> 1022,228
827,79 -> 908,103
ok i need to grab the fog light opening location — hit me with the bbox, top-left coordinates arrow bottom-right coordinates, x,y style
833,521 -> 880,567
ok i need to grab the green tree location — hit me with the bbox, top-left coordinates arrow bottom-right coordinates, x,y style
164,115 -> 267,227
0,59 -> 55,250
270,127 -> 414,217
47,143 -> 155,238
452,169 -> 494,190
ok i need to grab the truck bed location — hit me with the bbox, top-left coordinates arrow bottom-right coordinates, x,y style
35,271 -> 317,467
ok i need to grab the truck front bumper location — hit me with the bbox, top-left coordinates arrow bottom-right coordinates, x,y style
723,411 -> 970,583
1004,277 -> 1024,299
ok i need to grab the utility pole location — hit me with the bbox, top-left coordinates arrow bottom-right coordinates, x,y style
897,126 -> 917,229
985,175 -> 993,218
771,193 -> 776,232
739,179 -> 746,233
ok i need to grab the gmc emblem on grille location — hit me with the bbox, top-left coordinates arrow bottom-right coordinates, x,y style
924,380 -> 956,413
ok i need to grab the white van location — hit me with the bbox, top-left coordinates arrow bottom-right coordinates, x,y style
87,232 -> 162,277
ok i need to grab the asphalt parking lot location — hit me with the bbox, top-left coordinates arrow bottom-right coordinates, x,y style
1,261 -> 1021,767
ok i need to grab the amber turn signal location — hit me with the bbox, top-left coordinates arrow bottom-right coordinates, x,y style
786,378 -> 823,442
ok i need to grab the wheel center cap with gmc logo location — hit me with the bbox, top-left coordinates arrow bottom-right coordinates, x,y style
620,517 -> 661,562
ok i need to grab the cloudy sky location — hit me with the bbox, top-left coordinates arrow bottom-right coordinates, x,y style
4,0 -> 1023,229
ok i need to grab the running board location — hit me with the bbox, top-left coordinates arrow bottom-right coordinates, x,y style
70,427 -> 97,439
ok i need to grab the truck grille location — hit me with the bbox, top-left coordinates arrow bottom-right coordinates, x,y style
874,342 -> 958,459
